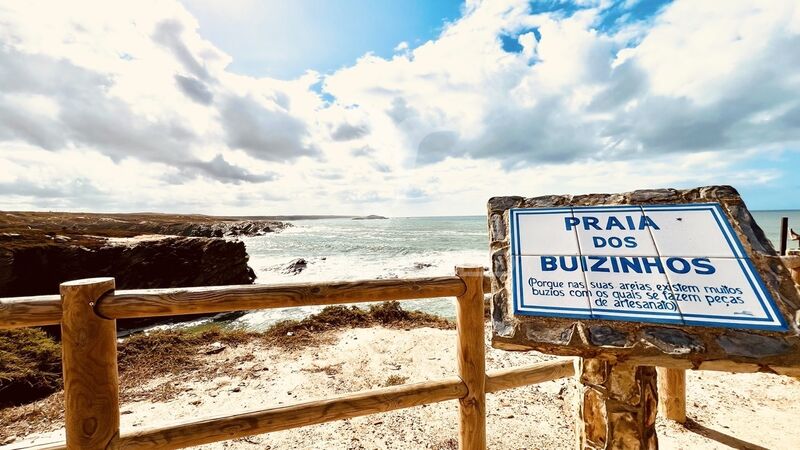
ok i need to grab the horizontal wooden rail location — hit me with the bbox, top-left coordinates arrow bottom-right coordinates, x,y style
11,441 -> 66,450
0,275 -> 492,329
12,361 -> 573,450
485,359 -> 575,393
118,377 -> 467,449
628,356 -> 800,377
0,294 -> 62,329
3,271 -> 500,449
100,276 -> 466,320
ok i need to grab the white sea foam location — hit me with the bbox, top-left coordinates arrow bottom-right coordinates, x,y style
231,217 -> 488,329
218,212 -> 789,330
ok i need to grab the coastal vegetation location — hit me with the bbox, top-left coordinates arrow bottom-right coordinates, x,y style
0,302 -> 451,409
2,211 -> 432,415
0,211 -> 288,239
0,211 -> 285,411
0,328 -> 62,407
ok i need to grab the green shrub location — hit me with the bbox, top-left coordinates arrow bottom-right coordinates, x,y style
0,328 -> 62,407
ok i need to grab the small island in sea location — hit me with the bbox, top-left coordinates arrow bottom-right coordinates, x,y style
352,215 -> 389,220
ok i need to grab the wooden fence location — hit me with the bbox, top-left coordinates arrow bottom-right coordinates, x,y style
0,266 -> 576,450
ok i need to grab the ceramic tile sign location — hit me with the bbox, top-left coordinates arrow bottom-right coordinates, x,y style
509,203 -> 787,331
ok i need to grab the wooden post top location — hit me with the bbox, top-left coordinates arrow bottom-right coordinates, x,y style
60,277 -> 115,288
60,278 -> 115,311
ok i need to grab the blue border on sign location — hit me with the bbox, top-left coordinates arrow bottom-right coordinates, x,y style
642,203 -> 785,330
509,203 -> 787,331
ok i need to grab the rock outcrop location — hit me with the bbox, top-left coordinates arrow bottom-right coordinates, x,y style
283,258 -> 308,275
0,211 -> 294,299
0,211 -> 289,239
0,234 -> 254,298
0,212 -> 284,406
0,211 -> 288,329
783,250 -> 800,285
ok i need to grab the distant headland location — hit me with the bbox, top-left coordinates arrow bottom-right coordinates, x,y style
352,215 -> 388,220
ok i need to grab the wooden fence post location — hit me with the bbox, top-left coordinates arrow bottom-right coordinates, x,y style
657,367 -> 686,423
455,266 -> 486,450
60,277 -> 120,449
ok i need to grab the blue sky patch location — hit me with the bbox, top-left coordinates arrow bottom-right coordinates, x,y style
594,0 -> 674,33
500,27 -> 540,56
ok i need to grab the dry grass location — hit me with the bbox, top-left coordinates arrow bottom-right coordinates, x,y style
430,438 -> 459,449
0,391 -> 64,441
383,375 -> 409,387
0,302 -> 453,440
265,302 -> 453,349
0,302 -> 451,407
0,328 -> 62,407
302,363 -> 344,376
118,327 -> 258,386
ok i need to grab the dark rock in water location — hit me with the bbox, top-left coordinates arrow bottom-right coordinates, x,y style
284,258 -> 308,275
246,265 -> 256,281
162,220 -> 288,237
413,262 -> 433,270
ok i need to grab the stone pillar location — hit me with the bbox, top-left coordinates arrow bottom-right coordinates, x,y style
578,358 -> 658,450
783,251 -> 800,285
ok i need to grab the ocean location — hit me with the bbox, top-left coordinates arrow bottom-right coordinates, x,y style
221,211 -> 800,330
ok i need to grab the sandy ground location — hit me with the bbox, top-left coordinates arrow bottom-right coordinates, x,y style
5,326 -> 800,449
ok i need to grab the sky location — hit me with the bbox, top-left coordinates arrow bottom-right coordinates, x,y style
0,0 -> 798,216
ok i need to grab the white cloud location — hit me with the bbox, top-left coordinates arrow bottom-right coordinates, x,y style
0,0 -> 798,215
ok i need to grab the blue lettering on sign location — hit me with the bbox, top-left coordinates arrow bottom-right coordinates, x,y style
565,215 -> 660,231
592,236 -> 638,248
541,256 -> 716,275
508,203 -> 787,331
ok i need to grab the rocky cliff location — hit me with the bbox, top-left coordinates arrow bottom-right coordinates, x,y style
0,234 -> 255,298
0,211 -> 292,299
0,211 -> 293,322
0,211 -> 288,238
0,211 -> 290,406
